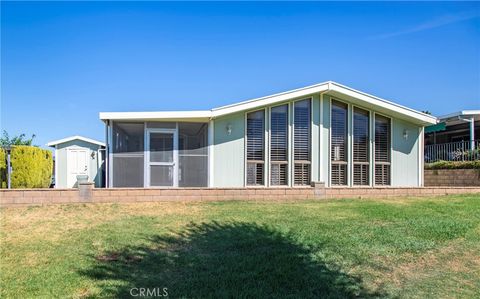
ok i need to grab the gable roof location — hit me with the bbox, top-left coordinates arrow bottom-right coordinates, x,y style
99,81 -> 437,126
47,135 -> 106,147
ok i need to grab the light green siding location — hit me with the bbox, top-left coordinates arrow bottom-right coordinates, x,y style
210,94 -> 423,188
311,95 -> 320,183
56,140 -> 104,188
213,112 -> 245,187
391,119 -> 420,186
320,96 -> 331,185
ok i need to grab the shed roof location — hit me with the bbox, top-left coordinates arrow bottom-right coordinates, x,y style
99,81 -> 437,126
47,135 -> 105,147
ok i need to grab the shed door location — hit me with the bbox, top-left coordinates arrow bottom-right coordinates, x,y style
67,149 -> 88,187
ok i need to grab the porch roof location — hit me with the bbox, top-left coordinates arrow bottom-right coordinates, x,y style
99,81 -> 437,126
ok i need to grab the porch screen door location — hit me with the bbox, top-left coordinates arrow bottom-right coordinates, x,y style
147,130 -> 177,187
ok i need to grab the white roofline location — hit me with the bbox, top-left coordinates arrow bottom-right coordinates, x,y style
47,135 -> 106,147
99,81 -> 437,125
438,110 -> 480,120
99,110 -> 212,122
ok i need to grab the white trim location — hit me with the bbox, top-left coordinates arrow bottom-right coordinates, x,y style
288,102 -> 293,187
419,126 -> 424,187
54,147 -> 58,189
348,102 -> 353,187
47,135 -> 105,147
438,110 -> 480,121
99,81 -> 437,126
319,93 -> 324,183
208,120 -> 214,187
99,111 -> 211,122
368,110 -> 375,187
108,121 -> 113,188
145,128 -> 178,187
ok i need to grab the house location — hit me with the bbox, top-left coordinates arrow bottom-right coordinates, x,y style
424,110 -> 479,162
47,136 -> 105,188
99,81 -> 436,188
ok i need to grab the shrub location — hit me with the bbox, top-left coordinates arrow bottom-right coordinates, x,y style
425,160 -> 480,170
0,148 -> 5,188
10,146 -> 53,188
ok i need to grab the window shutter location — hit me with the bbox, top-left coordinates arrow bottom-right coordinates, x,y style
353,108 -> 369,185
374,115 -> 391,185
293,99 -> 311,185
331,101 -> 348,185
270,105 -> 288,185
246,110 -> 265,185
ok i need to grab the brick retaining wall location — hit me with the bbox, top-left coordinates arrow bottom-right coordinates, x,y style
1,186 -> 479,207
425,169 -> 480,187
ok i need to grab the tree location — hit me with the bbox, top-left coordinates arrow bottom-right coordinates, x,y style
0,130 -> 37,146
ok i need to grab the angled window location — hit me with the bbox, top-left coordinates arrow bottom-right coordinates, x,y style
270,105 -> 288,185
374,115 -> 391,185
353,108 -> 370,186
293,99 -> 311,185
246,110 -> 265,185
331,100 -> 348,186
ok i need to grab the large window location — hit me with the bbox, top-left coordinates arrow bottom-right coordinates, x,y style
331,100 -> 348,185
375,115 -> 391,185
246,110 -> 265,185
179,123 -> 208,187
353,108 -> 370,185
294,99 -> 311,185
112,122 -> 144,187
270,105 -> 288,185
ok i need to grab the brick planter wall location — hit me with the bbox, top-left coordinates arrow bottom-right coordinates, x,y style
425,169 -> 480,187
1,186 -> 480,207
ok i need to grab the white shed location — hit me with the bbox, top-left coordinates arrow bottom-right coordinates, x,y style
47,136 -> 105,188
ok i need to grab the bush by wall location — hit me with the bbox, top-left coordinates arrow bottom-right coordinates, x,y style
425,160 -> 480,170
9,146 -> 53,188
0,148 -> 6,188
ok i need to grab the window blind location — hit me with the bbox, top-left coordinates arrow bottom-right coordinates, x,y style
374,115 -> 391,185
353,108 -> 369,185
294,99 -> 311,185
331,100 -> 348,185
246,110 -> 265,185
270,105 -> 288,185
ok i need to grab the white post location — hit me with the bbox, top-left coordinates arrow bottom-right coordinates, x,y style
208,120 -> 214,187
7,150 -> 11,189
470,117 -> 475,151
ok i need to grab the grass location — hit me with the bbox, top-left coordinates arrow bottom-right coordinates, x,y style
1,194 -> 479,298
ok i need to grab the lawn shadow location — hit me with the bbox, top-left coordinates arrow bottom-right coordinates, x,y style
81,221 -> 386,298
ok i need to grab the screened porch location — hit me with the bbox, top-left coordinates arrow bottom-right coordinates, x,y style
107,121 -> 209,188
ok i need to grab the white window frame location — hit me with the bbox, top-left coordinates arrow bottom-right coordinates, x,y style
373,112 -> 393,187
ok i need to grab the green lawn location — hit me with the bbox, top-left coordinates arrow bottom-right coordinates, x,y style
1,195 -> 479,298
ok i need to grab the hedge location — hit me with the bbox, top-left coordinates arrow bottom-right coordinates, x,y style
8,146 -> 53,188
0,148 -> 5,188
425,160 -> 480,170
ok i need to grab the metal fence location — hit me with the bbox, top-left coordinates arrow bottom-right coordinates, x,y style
425,140 -> 480,162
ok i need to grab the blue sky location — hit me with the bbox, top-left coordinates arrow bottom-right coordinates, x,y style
1,1 -> 479,149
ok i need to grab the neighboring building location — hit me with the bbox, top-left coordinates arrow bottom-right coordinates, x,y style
47,136 -> 105,188
100,81 -> 436,188
424,110 -> 479,162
